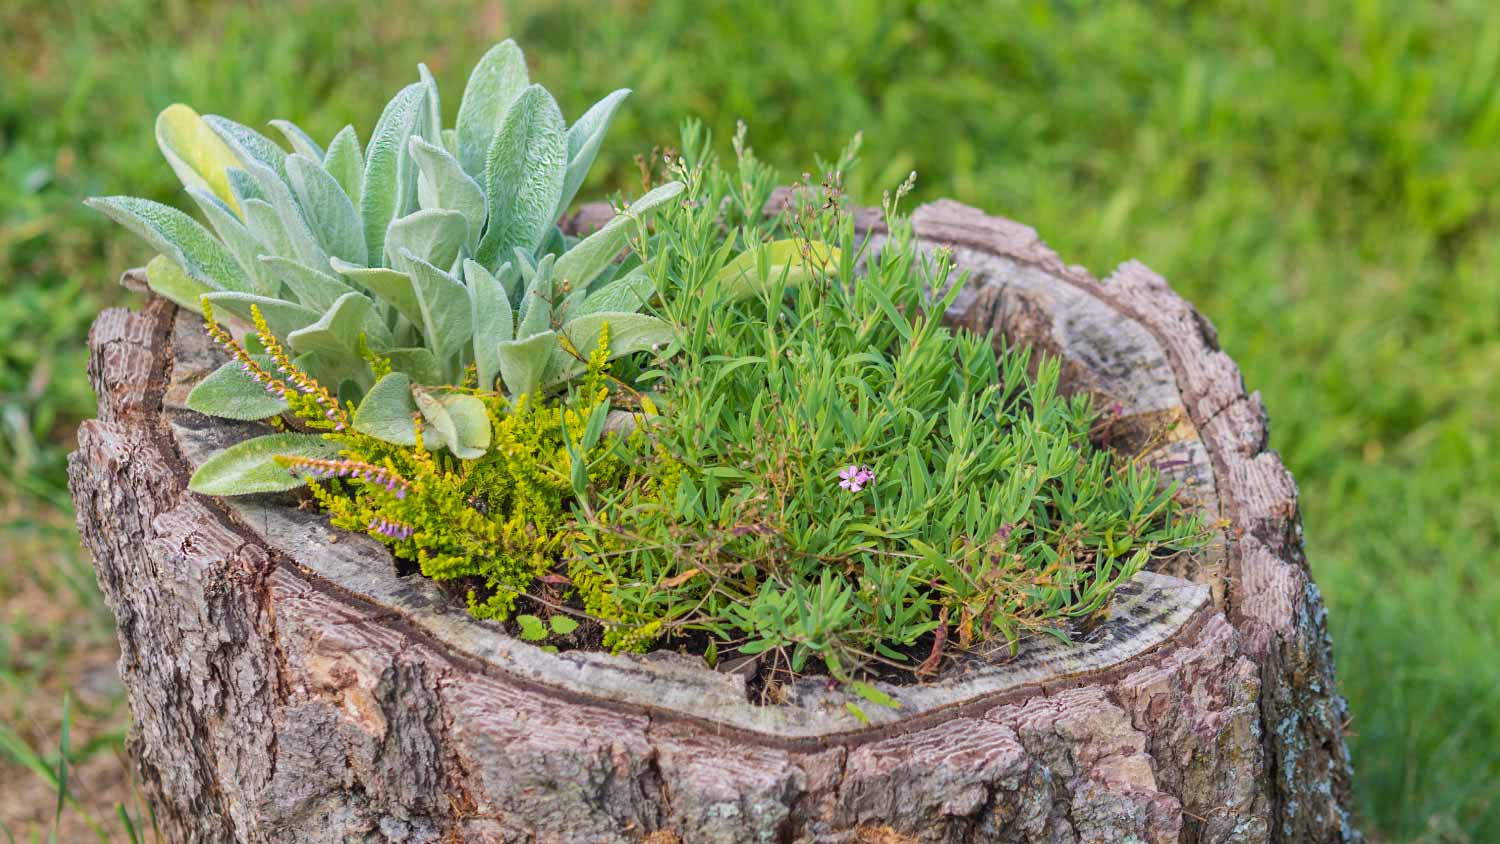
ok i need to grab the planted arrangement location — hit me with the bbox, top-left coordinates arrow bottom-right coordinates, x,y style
89,41 -> 1204,701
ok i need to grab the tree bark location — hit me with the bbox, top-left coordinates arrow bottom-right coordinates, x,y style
69,199 -> 1358,844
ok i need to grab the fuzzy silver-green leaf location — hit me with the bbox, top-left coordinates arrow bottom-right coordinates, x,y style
188,433 -> 337,495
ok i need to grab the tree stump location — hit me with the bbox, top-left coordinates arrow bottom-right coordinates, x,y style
69,199 -> 1358,844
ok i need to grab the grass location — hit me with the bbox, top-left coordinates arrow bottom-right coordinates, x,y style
2,0 -> 1497,839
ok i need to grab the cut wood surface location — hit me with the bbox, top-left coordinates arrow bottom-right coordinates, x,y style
70,198 -> 1358,843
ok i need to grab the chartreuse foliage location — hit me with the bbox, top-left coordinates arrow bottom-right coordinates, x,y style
564,124 -> 1207,688
87,39 -> 679,480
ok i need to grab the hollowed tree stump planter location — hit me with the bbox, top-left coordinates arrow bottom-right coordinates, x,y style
70,199 -> 1358,844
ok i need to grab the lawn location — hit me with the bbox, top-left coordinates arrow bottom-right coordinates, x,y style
3,0 -> 1498,840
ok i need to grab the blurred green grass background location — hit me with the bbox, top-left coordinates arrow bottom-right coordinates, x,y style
3,0 -> 1498,840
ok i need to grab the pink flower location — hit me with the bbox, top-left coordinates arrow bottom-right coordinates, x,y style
838,464 -> 875,492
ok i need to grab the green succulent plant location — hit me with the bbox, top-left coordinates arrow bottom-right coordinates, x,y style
86,39 -> 681,472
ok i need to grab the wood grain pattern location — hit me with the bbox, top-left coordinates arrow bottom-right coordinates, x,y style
68,200 -> 1357,843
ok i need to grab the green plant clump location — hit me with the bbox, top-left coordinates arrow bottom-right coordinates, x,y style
88,40 -> 1204,692
564,125 -> 1206,686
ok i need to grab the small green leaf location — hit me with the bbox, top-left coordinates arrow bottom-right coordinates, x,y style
417,63 -> 444,147
549,615 -> 579,636
845,702 -> 870,725
188,433 -> 338,495
850,681 -> 900,710
413,385 -> 461,455
287,292 -> 381,359
715,239 -> 842,300
514,253 -> 555,340
455,39 -> 529,178
399,249 -> 473,367
186,354 -> 288,420
495,330 -> 555,399
385,208 -> 467,271
415,390 -> 489,459
144,254 -> 213,313
331,260 -> 422,329
352,372 -> 417,446
475,85 -> 566,269
240,198 -> 295,264
515,614 -> 548,641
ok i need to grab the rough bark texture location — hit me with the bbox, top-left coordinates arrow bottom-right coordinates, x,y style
69,199 -> 1357,844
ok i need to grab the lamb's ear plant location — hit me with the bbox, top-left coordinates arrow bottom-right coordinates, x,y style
87,39 -> 683,492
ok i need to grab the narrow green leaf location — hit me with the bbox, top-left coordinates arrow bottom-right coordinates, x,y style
240,198 -> 296,264
399,249 -> 473,366
361,83 -> 428,264
557,88 -> 630,216
188,433 -> 338,495
850,681 -> 901,710
286,153 -> 365,265
270,119 -> 325,161
515,253 -> 555,340
475,84 -> 565,269
569,267 -> 654,319
465,259 -> 513,390
203,115 -> 289,182
323,125 -> 365,208
185,187 -> 278,294
552,181 -> 682,293
186,354 -> 288,420
417,63 -> 444,147
455,39 -> 529,178
84,196 -> 251,293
